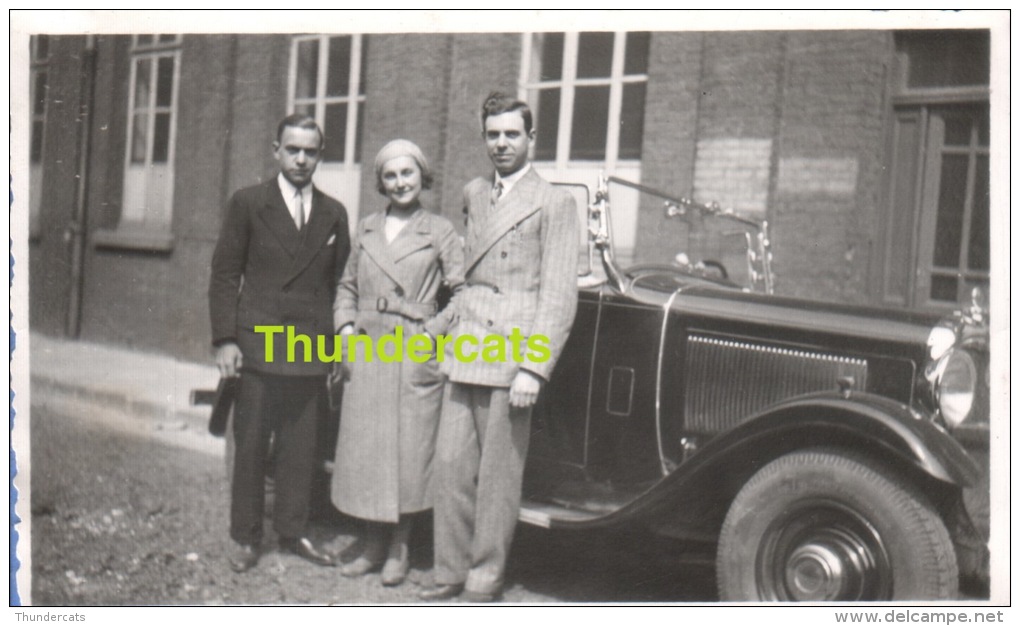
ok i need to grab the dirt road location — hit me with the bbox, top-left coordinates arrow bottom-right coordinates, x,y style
23,400 -> 717,605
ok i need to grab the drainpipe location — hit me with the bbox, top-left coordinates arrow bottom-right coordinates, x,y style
66,34 -> 97,338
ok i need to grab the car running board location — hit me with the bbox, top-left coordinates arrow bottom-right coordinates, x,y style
518,498 -> 605,528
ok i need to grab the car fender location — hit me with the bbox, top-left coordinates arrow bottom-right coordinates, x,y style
577,391 -> 980,537
685,390 -> 981,487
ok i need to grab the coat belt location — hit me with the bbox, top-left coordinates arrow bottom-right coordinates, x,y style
357,297 -> 437,321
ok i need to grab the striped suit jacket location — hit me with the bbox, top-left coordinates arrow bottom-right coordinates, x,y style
426,167 -> 579,387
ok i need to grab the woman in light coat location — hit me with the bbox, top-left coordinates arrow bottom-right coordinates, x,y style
331,139 -> 464,586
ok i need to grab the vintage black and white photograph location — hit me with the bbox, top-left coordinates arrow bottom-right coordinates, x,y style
9,9 -> 1010,614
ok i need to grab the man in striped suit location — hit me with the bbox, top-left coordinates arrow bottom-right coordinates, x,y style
420,92 -> 579,602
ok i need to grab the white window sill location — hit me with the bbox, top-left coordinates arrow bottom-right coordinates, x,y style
93,226 -> 174,252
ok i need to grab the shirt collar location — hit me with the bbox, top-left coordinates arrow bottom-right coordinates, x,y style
494,163 -> 531,196
277,173 -> 311,202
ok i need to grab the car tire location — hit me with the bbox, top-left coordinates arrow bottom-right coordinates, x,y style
717,448 -> 957,601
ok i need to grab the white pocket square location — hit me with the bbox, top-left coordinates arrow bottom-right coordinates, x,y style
327,234 -> 336,245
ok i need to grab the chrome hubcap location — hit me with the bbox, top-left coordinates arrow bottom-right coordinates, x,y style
758,501 -> 892,601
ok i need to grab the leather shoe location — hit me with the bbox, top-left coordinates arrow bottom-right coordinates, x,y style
228,543 -> 259,573
340,554 -> 384,577
380,554 -> 410,586
280,537 -> 335,567
461,588 -> 502,603
418,583 -> 464,602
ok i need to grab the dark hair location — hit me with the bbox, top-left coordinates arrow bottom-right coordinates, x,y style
480,91 -> 533,134
276,113 -> 324,148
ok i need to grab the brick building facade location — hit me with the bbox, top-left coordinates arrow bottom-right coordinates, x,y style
24,29 -> 991,363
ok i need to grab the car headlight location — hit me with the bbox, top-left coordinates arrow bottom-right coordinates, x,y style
927,325 -> 957,361
934,348 -> 977,429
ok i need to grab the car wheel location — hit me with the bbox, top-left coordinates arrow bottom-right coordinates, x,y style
717,448 -> 957,601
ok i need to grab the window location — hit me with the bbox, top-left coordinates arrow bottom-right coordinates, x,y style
522,32 -> 649,168
29,35 -> 50,238
878,30 -> 990,310
288,35 -> 367,223
99,34 -> 181,250
521,32 -> 651,265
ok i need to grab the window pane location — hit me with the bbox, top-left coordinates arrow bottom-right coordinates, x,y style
295,39 -> 319,100
293,102 -> 314,117
533,88 -> 560,161
943,114 -> 972,146
537,33 -> 564,81
152,113 -> 170,163
358,36 -> 369,95
978,110 -> 989,145
33,71 -> 47,115
576,32 -> 615,79
327,36 -> 352,97
570,85 -> 610,160
136,35 -> 154,46
930,274 -> 959,303
900,30 -> 989,89
624,32 -> 651,75
619,82 -> 646,160
156,56 -> 174,107
134,59 -> 152,109
31,120 -> 44,163
323,103 -> 347,162
932,154 -> 967,268
968,155 -> 989,271
131,113 -> 148,163
158,34 -> 178,43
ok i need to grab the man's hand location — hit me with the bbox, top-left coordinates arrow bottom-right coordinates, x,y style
330,325 -> 355,382
331,361 -> 350,384
215,342 -> 243,378
509,369 -> 543,408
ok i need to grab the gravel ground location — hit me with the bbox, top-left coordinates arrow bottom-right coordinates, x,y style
23,401 -> 717,605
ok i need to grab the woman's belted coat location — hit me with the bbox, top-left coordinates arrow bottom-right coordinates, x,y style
330,207 -> 464,522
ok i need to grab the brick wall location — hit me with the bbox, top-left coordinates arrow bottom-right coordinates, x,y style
36,35 -> 294,362
636,32 -> 703,266
769,31 -> 890,303
439,33 -> 522,230
78,36 -> 255,360
28,30 -> 900,364
634,30 -> 891,303
357,34 -> 454,225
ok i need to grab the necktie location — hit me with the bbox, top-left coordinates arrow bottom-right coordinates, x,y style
294,188 -> 305,230
490,180 -> 503,210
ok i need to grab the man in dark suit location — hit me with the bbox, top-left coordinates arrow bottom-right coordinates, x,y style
209,113 -> 350,573
420,92 -> 579,602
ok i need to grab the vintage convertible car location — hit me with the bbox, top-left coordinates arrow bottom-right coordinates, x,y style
197,174 -> 990,602
520,174 -> 990,602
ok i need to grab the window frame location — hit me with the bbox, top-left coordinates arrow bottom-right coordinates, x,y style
286,34 -> 366,167
912,104 -> 990,308
519,31 -> 649,171
875,30 -> 990,311
96,34 -> 182,251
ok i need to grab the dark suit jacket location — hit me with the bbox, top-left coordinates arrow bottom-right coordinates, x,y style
209,179 -> 351,376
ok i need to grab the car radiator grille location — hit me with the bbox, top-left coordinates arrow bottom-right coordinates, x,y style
684,334 -> 868,434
